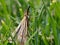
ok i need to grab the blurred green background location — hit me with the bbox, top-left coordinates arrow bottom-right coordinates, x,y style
0,0 -> 60,45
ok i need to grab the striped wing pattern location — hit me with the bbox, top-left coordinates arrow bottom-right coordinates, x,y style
11,6 -> 30,45
14,15 -> 28,45
18,16 -> 27,44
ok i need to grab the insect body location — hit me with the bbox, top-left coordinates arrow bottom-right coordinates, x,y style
12,6 -> 30,45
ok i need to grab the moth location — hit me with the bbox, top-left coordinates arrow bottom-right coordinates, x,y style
12,6 -> 30,45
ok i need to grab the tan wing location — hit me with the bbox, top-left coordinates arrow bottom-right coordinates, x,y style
12,16 -> 28,45
17,16 -> 27,42
12,6 -> 30,45
13,16 -> 28,45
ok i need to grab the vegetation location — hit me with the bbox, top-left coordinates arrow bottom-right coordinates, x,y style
0,0 -> 60,45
